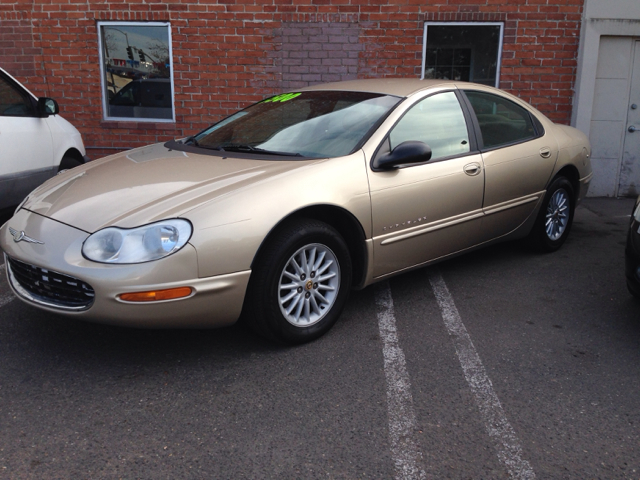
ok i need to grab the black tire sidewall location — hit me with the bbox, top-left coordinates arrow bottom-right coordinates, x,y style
250,220 -> 352,344
532,176 -> 575,252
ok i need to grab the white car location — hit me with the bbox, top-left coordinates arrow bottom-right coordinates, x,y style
0,67 -> 87,214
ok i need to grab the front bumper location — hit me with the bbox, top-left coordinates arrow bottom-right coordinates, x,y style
0,209 -> 250,328
577,171 -> 593,205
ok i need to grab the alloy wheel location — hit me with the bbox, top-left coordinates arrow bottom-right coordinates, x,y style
278,243 -> 340,327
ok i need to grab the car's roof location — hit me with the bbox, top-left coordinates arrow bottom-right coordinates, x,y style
299,78 -> 481,97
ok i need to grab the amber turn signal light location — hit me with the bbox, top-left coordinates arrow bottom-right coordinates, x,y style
119,287 -> 193,302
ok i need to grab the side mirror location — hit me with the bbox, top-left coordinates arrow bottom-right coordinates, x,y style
37,97 -> 59,117
373,141 -> 432,170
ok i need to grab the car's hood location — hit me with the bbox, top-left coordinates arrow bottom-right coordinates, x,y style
23,143 -> 319,232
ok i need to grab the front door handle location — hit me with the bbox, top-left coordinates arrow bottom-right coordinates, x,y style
463,162 -> 482,176
629,125 -> 637,133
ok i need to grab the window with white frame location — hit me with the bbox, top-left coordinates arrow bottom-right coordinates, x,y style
422,23 -> 503,87
98,22 -> 175,122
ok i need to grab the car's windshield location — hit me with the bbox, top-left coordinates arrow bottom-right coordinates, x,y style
192,91 -> 401,158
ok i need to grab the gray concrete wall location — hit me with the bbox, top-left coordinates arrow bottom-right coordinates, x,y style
572,0 -> 640,196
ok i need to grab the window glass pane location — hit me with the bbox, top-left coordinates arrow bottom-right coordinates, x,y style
424,25 -> 501,87
100,23 -> 173,120
465,91 -> 536,148
195,91 -> 401,158
0,77 -> 33,117
389,91 -> 470,160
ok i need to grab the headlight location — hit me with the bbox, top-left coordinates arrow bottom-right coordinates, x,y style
82,219 -> 192,264
634,201 -> 640,223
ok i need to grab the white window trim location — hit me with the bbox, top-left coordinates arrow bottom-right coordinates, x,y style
421,22 -> 504,88
97,21 -> 176,123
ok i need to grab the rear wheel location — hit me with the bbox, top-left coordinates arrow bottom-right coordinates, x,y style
528,176 -> 575,252
243,219 -> 352,344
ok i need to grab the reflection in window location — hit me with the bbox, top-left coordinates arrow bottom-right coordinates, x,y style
423,24 -> 503,87
465,91 -> 536,148
98,22 -> 174,121
196,91 -> 401,158
389,92 -> 470,160
0,76 -> 34,117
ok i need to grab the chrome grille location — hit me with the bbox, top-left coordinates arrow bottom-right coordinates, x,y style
7,256 -> 95,310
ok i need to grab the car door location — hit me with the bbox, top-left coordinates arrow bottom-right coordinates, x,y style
0,72 -> 54,208
462,89 -> 558,239
368,90 -> 486,278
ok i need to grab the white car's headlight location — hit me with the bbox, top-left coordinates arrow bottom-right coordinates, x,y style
634,202 -> 640,223
82,219 -> 192,264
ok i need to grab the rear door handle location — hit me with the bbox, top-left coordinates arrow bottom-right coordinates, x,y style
540,147 -> 552,158
463,162 -> 482,176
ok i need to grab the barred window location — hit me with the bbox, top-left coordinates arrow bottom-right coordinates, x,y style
422,23 -> 503,88
97,22 -> 175,122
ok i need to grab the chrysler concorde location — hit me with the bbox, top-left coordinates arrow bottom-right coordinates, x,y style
0,79 -> 592,343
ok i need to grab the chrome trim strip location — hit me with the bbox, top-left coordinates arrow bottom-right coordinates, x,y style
482,192 -> 543,216
4,254 -> 93,312
580,172 -> 594,183
380,209 -> 484,245
379,192 -> 542,246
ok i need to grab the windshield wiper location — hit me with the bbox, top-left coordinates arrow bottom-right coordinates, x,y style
182,135 -> 200,147
185,138 -> 225,151
221,144 -> 303,157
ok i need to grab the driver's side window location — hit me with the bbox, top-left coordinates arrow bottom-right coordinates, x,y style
0,76 -> 34,117
389,91 -> 470,161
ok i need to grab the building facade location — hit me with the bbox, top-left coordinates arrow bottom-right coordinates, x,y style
573,0 -> 640,197
2,1 -> 587,181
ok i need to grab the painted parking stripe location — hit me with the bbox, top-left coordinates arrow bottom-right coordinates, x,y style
0,263 -> 16,308
428,270 -> 536,480
0,292 -> 14,308
374,281 -> 426,480
0,263 -> 14,308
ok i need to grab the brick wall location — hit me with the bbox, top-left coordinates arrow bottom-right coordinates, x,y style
0,12 -> 38,82
0,0 -> 584,159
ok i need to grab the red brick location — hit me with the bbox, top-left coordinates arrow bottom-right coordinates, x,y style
0,0 -> 584,144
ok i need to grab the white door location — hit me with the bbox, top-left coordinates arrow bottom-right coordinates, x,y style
0,75 -> 54,176
0,74 -> 54,208
619,40 -> 640,196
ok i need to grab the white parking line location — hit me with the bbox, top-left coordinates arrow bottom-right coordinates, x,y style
0,263 -> 15,308
428,270 -> 536,480
0,292 -> 14,308
374,281 -> 426,480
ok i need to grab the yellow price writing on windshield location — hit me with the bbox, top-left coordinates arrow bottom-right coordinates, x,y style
261,93 -> 302,103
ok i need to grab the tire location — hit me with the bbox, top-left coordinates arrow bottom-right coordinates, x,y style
243,219 -> 352,344
527,176 -> 575,252
57,155 -> 83,173
627,279 -> 640,299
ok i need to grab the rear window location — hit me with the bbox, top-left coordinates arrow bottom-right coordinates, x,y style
464,90 -> 538,149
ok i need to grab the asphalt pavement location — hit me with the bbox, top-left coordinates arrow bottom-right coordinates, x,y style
0,197 -> 638,479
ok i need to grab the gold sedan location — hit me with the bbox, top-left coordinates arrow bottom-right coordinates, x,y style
0,79 -> 592,343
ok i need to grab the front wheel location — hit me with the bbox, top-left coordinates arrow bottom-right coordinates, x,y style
58,155 -> 83,173
527,176 -> 575,252
243,219 -> 352,344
